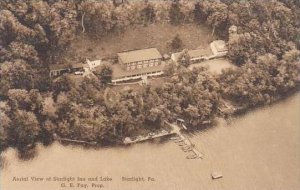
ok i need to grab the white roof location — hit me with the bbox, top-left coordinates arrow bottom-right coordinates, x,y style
87,59 -> 101,65
211,40 -> 228,52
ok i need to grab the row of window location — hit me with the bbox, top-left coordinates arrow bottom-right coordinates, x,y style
126,59 -> 160,66
126,59 -> 161,66
126,62 -> 160,70
113,71 -> 163,81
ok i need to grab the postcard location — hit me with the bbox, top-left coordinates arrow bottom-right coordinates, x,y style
1,0 -> 299,190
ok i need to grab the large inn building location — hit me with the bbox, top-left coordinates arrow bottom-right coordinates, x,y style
118,48 -> 162,70
111,48 -> 166,84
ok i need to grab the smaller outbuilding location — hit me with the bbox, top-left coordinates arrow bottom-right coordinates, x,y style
171,40 -> 228,64
171,47 -> 212,63
49,63 -> 84,78
86,59 -> 102,71
209,40 -> 228,58
163,53 -> 171,60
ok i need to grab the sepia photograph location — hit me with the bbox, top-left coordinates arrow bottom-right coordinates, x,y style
0,0 -> 299,189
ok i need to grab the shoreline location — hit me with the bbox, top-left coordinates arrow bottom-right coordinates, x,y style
1,92 -> 299,190
1,90 -> 299,158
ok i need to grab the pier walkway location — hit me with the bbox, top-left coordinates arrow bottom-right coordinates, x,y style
165,121 -> 203,159
123,129 -> 175,144
123,121 -> 203,159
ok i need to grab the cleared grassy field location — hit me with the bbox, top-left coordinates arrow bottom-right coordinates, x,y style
67,23 -> 213,61
189,58 -> 236,74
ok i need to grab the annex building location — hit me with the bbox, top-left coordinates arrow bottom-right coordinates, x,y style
209,40 -> 228,57
49,63 -> 83,77
171,47 -> 212,63
171,40 -> 228,64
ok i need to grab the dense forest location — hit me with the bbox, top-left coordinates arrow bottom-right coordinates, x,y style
0,0 -> 299,153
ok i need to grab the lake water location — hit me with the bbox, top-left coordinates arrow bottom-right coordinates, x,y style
1,93 -> 300,190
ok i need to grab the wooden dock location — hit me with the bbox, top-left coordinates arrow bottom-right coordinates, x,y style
58,137 -> 97,145
165,121 -> 203,159
123,121 -> 203,159
123,130 -> 175,145
177,133 -> 203,159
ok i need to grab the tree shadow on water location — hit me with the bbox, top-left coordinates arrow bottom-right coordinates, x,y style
0,154 -> 8,169
17,146 -> 38,161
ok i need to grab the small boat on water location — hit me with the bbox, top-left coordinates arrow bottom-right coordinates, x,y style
178,142 -> 186,146
182,146 -> 192,151
181,147 -> 192,152
170,136 -> 180,140
175,139 -> 183,143
186,154 -> 198,159
211,172 -> 223,179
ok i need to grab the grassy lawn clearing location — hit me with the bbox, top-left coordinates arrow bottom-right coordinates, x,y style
67,23 -> 213,61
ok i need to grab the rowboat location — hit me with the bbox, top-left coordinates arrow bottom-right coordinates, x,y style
174,139 -> 183,143
211,172 -> 223,179
178,142 -> 186,146
186,155 -> 198,159
170,136 -> 180,140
